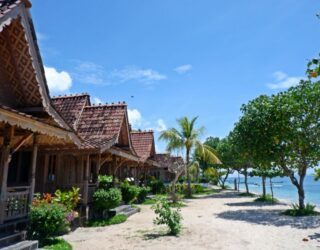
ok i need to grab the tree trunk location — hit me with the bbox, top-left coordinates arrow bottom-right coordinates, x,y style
186,148 -> 192,197
237,172 -> 240,192
270,177 -> 274,203
234,178 -> 237,191
280,156 -> 306,210
262,176 -> 266,198
221,169 -> 230,189
244,168 -> 249,194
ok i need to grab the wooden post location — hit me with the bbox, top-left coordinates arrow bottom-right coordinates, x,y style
0,125 -> 14,224
29,134 -> 38,204
83,155 -> 90,205
96,154 -> 101,186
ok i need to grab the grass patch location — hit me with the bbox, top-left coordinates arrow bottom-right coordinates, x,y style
196,188 -> 216,195
86,214 -> 127,227
142,198 -> 157,205
238,192 -> 256,197
254,194 -> 278,203
283,203 -> 320,217
43,238 -> 72,250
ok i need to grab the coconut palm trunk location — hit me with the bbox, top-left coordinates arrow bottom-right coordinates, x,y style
186,148 -> 191,197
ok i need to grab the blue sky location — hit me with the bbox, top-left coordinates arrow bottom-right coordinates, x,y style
31,0 -> 320,152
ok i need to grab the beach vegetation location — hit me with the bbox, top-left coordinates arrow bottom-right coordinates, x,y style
254,194 -> 278,203
148,179 -> 166,194
152,198 -> 183,235
120,181 -> 140,204
229,60 -> 320,209
29,203 -> 70,245
283,203 -> 320,216
42,238 -> 72,250
86,214 -> 127,227
93,188 -> 122,212
159,116 -> 221,197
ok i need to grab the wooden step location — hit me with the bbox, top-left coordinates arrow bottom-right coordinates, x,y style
0,231 -> 26,248
1,240 -> 38,250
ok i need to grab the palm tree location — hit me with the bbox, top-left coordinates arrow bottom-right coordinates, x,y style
159,116 -> 221,197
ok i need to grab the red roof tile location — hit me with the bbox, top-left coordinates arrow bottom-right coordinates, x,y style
131,131 -> 155,161
52,94 -> 131,151
51,94 -> 90,129
0,0 -> 31,19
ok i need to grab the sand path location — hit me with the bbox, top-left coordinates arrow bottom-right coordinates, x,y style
64,190 -> 320,250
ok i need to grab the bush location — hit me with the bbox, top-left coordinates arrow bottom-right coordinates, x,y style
283,203 -> 320,216
192,184 -> 205,194
120,181 -> 140,204
98,175 -> 113,190
86,214 -> 127,227
29,203 -> 69,244
149,180 -> 166,194
254,194 -> 278,203
152,198 -> 182,236
93,188 -> 122,211
137,186 -> 150,203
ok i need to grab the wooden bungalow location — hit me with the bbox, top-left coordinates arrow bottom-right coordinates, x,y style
37,94 -> 141,206
130,131 -> 160,184
152,154 -> 185,183
0,0 -> 81,228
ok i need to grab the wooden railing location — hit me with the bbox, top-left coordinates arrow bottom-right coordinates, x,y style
3,186 -> 30,222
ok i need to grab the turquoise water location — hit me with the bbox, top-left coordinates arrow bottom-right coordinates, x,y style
226,175 -> 320,205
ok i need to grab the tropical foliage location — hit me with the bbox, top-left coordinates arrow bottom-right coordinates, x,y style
159,116 -> 221,197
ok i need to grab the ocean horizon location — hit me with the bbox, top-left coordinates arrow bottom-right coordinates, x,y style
226,175 -> 320,206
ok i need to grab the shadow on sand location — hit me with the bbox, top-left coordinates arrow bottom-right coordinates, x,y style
216,208 -> 320,229
225,201 -> 287,207
144,232 -> 178,240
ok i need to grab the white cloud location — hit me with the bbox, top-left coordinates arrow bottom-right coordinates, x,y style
72,61 -> 106,85
128,109 -> 142,127
128,108 -> 166,133
44,66 -> 72,94
155,119 -> 167,132
174,64 -> 192,74
267,71 -> 304,90
36,32 -> 48,41
92,97 -> 103,105
111,66 -> 167,84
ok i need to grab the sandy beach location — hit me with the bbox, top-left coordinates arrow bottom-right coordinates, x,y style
64,190 -> 320,250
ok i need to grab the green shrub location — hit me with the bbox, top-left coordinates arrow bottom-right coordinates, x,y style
93,188 -> 122,211
149,180 -> 166,194
98,175 -> 113,190
137,186 -> 150,203
283,203 -> 320,216
254,194 -> 278,203
120,181 -> 140,204
238,192 -> 256,197
43,238 -> 72,250
152,198 -> 182,236
192,184 -> 205,194
86,214 -> 127,227
29,203 -> 69,244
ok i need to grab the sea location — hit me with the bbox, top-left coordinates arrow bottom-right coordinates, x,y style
226,175 -> 320,206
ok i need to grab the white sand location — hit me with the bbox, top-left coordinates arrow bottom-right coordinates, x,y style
64,190 -> 320,250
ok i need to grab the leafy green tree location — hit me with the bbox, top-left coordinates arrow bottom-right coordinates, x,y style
159,116 -> 221,197
232,74 -> 320,209
214,137 -> 236,189
272,80 -> 320,209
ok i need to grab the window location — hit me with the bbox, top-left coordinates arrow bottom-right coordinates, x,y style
47,155 -> 56,182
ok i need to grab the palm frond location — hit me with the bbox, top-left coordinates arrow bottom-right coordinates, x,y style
195,141 -> 222,164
